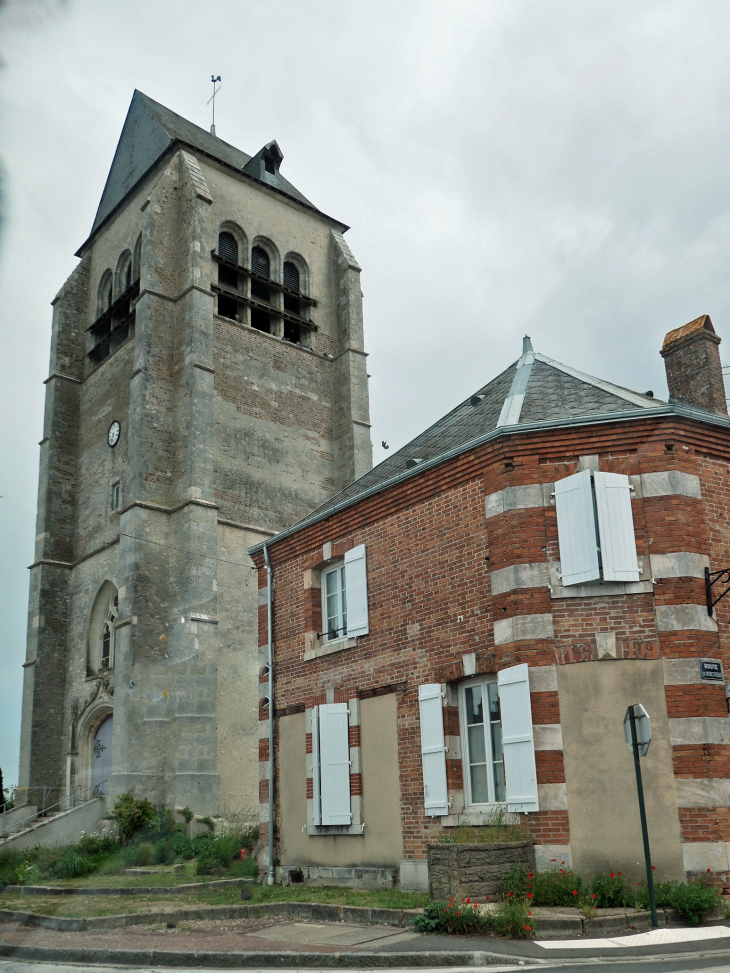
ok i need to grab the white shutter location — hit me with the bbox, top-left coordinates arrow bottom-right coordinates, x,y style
593,471 -> 640,583
344,544 -> 369,637
498,664 -> 539,813
554,470 -> 600,585
418,684 -> 449,816
311,706 -> 321,825
319,703 -> 352,825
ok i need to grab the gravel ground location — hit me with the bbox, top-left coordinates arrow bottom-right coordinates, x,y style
0,917 -> 360,955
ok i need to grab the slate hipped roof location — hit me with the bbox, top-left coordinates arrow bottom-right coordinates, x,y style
249,336 -> 727,553
87,90 -> 333,240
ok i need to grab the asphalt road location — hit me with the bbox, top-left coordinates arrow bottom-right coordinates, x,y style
3,957 -> 730,973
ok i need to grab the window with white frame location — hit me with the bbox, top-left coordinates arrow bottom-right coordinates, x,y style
322,562 -> 347,642
460,679 -> 505,806
554,470 -> 639,586
318,545 -> 369,643
418,664 -> 539,818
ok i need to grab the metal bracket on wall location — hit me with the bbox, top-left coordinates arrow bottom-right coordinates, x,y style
705,566 -> 730,617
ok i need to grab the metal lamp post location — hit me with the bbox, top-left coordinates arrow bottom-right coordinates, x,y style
623,703 -> 658,928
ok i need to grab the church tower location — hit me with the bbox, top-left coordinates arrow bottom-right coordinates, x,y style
19,91 -> 372,815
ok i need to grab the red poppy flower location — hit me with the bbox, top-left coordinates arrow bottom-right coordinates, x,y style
560,869 -> 565,873
443,908 -> 447,912
610,873 -> 615,878
527,893 -> 533,899
456,911 -> 460,916
551,858 -> 557,862
591,894 -> 596,899
652,866 -> 656,871
561,861 -> 565,865
572,890 -> 577,896
466,897 -> 471,903
617,872 -> 621,876
507,891 -> 514,897
708,868 -> 712,873
529,911 -> 533,916
528,872 -> 533,878
525,925 -> 531,931
486,896 -> 490,901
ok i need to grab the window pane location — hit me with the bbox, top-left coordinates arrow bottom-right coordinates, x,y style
469,762 -> 490,804
465,686 -> 484,725
325,571 -> 339,638
488,683 -> 505,802
340,566 -> 347,635
468,724 -> 487,764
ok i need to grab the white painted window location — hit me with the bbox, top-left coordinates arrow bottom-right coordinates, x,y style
498,664 -> 539,813
320,545 -> 369,642
555,470 -> 639,585
418,684 -> 450,816
310,703 -> 351,825
458,678 -> 505,808
344,545 -> 369,638
321,562 -> 347,641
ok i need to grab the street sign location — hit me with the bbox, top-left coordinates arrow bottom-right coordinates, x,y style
700,660 -> 724,682
624,703 -> 651,757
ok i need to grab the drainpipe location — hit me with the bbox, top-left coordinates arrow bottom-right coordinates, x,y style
264,543 -> 275,886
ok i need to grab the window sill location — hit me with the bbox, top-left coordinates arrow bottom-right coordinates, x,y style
550,579 -> 653,599
304,633 -> 359,661
306,823 -> 365,836
440,808 -> 521,827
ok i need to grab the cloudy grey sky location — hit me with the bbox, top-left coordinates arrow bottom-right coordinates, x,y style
2,0 -> 730,783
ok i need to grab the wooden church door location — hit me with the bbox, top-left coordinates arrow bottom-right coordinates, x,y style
93,715 -> 113,796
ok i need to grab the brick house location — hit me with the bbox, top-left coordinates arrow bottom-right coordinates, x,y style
250,315 -> 730,891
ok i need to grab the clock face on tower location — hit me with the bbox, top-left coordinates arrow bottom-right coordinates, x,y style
107,421 -> 121,448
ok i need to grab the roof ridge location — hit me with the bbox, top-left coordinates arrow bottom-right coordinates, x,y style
533,353 -> 665,409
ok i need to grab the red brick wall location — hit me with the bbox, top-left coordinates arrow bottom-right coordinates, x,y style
255,414 -> 730,866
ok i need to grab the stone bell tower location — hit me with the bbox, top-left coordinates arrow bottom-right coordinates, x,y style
18,90 -> 372,815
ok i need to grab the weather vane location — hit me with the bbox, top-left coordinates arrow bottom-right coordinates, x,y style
208,75 -> 221,136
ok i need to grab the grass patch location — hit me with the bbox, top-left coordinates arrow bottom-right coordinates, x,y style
0,884 -> 428,919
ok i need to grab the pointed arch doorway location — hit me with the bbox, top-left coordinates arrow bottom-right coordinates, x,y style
93,715 -> 113,796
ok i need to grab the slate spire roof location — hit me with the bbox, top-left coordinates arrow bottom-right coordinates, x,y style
88,90 -> 333,239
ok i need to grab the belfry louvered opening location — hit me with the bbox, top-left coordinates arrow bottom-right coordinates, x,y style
218,232 -> 238,264
251,246 -> 272,332
217,232 -> 239,315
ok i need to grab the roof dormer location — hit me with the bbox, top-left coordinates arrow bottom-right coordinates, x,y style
243,140 -> 284,187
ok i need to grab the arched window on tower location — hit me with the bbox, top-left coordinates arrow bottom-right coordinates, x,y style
217,232 -> 239,320
88,583 -> 119,674
283,261 -> 302,344
250,246 -> 272,333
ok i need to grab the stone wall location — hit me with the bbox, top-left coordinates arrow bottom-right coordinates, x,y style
428,842 -> 534,900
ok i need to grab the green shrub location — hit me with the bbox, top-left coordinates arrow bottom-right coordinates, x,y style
156,839 -> 175,865
491,898 -> 533,938
0,850 -> 26,887
200,816 -> 215,831
53,851 -> 95,879
14,860 -> 40,885
411,897 -> 488,935
502,863 -> 583,907
95,853 -> 125,876
591,871 -> 634,908
635,877 -> 720,926
181,806 -> 194,823
172,831 -> 195,859
111,794 -> 156,844
227,855 -> 258,878
77,832 -> 117,857
194,833 -> 240,874
136,842 -> 156,866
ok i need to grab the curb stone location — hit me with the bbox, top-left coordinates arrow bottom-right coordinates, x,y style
3,878 -> 255,897
0,943 -> 534,967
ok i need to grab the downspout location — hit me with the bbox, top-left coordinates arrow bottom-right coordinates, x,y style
264,543 -> 275,886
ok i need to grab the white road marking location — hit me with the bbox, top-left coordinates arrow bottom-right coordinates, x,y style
536,924 -> 730,949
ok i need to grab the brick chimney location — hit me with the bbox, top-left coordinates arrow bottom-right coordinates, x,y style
661,314 -> 727,416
